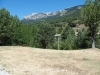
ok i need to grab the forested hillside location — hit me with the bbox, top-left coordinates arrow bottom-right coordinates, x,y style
0,2 -> 100,50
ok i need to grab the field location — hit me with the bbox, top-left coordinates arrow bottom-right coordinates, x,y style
0,46 -> 100,75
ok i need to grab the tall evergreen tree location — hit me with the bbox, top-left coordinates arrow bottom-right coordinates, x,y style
0,8 -> 22,45
0,8 -> 11,45
10,15 -> 22,44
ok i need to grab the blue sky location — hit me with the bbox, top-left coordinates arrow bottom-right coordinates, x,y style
0,0 -> 85,20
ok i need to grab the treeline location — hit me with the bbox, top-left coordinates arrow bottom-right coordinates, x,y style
0,7 -> 100,50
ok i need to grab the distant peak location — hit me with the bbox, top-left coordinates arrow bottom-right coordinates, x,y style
22,5 -> 83,21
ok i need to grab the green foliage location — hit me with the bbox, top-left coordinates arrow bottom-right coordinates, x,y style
0,8 -> 38,47
57,27 -> 63,34
36,22 -> 56,48
61,26 -> 77,50
76,29 -> 91,49
0,8 -> 21,45
1,7 -> 100,50
61,26 -> 75,40
61,34 -> 77,50
95,34 -> 100,48
68,22 -> 76,27
10,16 -> 22,44
14,23 -> 38,47
82,0 -> 100,48
52,41 -> 58,49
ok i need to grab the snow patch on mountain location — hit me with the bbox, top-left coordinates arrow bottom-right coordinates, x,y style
23,9 -> 67,20
23,5 -> 83,21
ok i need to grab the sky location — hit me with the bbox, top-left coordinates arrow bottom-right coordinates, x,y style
0,0 -> 85,20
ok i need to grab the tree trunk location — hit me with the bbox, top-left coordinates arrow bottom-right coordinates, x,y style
92,37 -> 95,48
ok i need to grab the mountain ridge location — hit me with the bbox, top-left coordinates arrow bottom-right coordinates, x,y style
22,5 -> 83,23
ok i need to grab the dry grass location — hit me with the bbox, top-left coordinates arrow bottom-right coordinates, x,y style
0,46 -> 100,75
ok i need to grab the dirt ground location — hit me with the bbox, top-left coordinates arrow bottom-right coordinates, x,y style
0,46 -> 100,75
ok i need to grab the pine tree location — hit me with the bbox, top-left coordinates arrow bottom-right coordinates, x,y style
0,8 -> 11,45
0,8 -> 22,45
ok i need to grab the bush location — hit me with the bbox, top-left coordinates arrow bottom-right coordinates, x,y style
22,44 -> 27,47
13,44 -> 17,46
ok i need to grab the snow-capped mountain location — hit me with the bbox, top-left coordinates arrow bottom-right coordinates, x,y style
22,5 -> 83,21
23,10 -> 66,20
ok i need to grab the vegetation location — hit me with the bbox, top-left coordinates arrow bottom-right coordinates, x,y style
35,22 -> 56,48
82,0 -> 100,48
0,8 -> 21,46
0,0 -> 100,50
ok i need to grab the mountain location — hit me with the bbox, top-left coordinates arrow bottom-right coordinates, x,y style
22,5 -> 83,23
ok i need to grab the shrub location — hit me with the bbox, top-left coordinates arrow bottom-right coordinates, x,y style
13,44 -> 17,46
22,44 -> 27,47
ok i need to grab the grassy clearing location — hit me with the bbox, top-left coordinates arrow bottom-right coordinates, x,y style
0,46 -> 100,75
